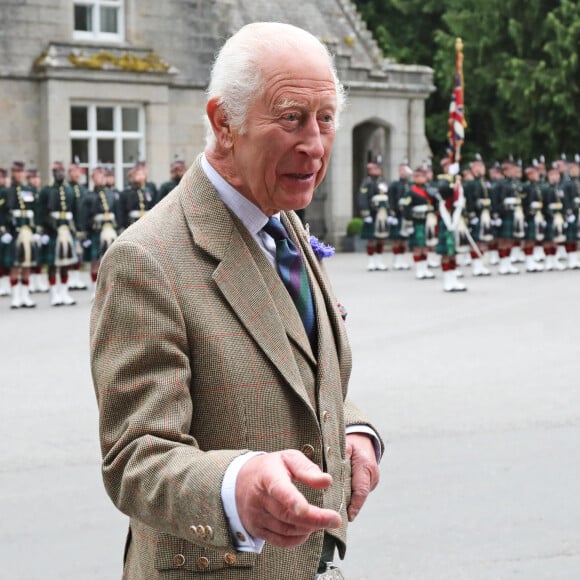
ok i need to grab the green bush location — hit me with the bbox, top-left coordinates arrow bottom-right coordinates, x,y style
346,217 -> 363,237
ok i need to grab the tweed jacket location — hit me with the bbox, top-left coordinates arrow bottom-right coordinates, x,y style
90,156 -> 379,579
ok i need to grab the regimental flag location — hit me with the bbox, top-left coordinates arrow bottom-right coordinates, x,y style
448,38 -> 467,163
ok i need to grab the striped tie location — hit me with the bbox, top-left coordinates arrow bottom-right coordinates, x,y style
263,217 -> 316,349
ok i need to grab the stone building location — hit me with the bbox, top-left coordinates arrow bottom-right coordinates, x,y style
0,0 -> 434,243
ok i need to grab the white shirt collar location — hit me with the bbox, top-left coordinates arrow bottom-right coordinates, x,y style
200,153 -> 280,233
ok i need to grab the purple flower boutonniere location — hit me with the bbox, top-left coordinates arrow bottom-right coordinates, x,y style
309,235 -> 335,259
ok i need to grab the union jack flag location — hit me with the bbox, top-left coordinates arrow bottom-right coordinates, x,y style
448,38 -> 467,163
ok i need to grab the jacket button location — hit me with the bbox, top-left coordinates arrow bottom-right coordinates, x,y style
196,524 -> 206,538
224,552 -> 237,565
189,525 -> 198,536
326,446 -> 333,458
197,556 -> 210,569
301,444 -> 315,460
205,525 -> 214,539
322,410 -> 329,422
173,554 -> 185,567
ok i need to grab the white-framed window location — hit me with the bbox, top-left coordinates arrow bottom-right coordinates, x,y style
70,103 -> 145,189
73,0 -> 124,43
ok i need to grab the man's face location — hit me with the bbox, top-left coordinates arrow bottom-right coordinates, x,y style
228,49 -> 337,215
548,170 -> 560,185
12,168 -> 25,185
171,163 -> 185,181
133,168 -> 146,186
92,170 -> 105,187
27,174 -> 41,188
53,166 -> 65,182
569,164 -> 579,178
69,164 -> 82,183
413,171 -> 427,185
472,161 -> 485,177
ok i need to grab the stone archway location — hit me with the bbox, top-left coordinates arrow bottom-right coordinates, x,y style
352,120 -> 391,216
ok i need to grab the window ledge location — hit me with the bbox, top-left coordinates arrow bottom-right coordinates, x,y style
33,42 -> 179,77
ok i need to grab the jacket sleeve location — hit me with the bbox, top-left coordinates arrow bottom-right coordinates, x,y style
90,238 -> 246,550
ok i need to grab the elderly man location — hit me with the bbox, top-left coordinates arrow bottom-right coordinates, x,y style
91,22 -> 382,580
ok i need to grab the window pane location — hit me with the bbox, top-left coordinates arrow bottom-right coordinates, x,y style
122,139 -> 140,164
74,5 -> 93,32
71,139 -> 89,164
122,108 -> 139,132
71,106 -> 88,131
100,6 -> 119,34
96,107 -> 114,131
97,139 -> 115,164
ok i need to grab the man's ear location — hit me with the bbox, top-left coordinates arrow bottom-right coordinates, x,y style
207,98 -> 234,148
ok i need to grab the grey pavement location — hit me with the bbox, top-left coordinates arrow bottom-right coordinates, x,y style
1,253 -> 579,579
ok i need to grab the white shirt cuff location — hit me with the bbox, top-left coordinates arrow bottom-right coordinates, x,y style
346,424 -> 383,462
221,451 -> 266,553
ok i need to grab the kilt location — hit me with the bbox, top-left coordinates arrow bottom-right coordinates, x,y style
360,219 -> 375,240
43,234 -> 78,267
0,240 -> 14,268
436,224 -> 456,256
408,223 -> 426,250
544,221 -> 556,242
500,215 -> 514,239
566,220 -> 578,242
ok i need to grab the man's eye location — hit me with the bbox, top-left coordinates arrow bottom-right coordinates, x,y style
284,113 -> 298,122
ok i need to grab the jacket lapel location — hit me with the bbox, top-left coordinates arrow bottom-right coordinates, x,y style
177,158 -> 315,410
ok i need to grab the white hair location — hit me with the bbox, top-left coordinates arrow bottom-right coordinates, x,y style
205,22 -> 346,148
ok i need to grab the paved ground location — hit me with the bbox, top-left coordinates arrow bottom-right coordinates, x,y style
1,252 -> 579,579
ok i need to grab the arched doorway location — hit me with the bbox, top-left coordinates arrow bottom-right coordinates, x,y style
352,120 -> 391,216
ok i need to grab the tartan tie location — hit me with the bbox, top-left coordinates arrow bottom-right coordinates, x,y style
263,217 -> 316,349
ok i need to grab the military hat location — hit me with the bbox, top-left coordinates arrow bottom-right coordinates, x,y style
0,167 -> 7,177
51,161 -> 65,169
11,161 -> 25,171
26,167 -> 39,176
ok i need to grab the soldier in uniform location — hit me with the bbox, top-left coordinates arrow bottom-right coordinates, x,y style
563,156 -> 580,269
156,158 -> 186,204
521,164 -> 546,273
491,159 -> 525,275
38,161 -> 79,306
464,155 -> 493,276
0,167 -> 11,297
25,168 -> 51,294
119,164 -> 155,231
4,161 -> 40,308
357,161 -> 391,271
542,164 -> 567,271
432,157 -> 467,292
401,166 -> 437,280
67,162 -> 89,290
388,161 -> 412,270
85,166 -> 120,298
135,161 -> 158,204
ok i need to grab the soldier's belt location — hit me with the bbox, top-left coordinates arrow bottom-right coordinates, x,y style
93,214 -> 117,228
411,204 -> 430,219
50,211 -> 73,221
129,209 -> 146,220
548,202 -> 563,211
503,197 -> 519,209
478,199 -> 491,208
530,201 -> 543,210
11,209 -> 35,219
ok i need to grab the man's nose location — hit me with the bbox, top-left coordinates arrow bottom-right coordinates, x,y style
296,116 -> 325,158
